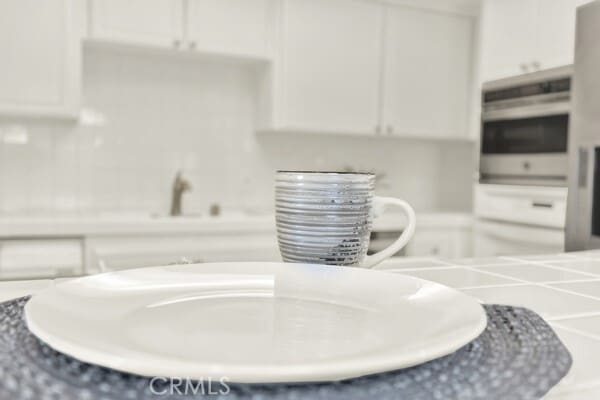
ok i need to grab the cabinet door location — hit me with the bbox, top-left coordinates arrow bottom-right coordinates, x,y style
382,6 -> 472,138
535,0 -> 593,70
0,0 -> 80,117
186,0 -> 272,58
0,239 -> 83,280
90,0 -> 183,48
274,0 -> 382,134
405,230 -> 454,258
479,0 -> 538,81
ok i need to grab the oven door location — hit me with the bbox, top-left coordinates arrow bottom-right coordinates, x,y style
479,113 -> 569,186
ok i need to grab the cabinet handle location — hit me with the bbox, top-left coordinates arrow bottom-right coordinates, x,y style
375,125 -> 381,135
520,63 -> 529,73
173,39 -> 181,48
385,125 -> 393,135
189,41 -> 197,50
532,201 -> 553,209
532,60 -> 541,70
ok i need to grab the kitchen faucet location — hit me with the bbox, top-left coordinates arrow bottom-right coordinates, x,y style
170,171 -> 191,216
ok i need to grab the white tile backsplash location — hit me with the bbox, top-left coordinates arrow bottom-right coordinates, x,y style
0,46 -> 474,216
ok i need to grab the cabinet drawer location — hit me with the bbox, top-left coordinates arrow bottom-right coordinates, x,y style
0,239 -> 83,279
474,184 -> 567,228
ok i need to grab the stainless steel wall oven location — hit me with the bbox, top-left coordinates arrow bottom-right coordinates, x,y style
480,66 -> 572,187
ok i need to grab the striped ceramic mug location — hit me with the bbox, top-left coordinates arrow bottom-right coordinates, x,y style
275,171 -> 415,268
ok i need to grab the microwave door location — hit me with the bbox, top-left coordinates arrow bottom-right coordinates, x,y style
479,115 -> 569,186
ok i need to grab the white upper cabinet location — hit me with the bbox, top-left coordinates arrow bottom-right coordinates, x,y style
0,0 -> 81,118
186,0 -> 272,58
89,0 -> 184,48
480,0 -> 593,82
382,7 -> 473,138
89,0 -> 272,58
535,0 -> 593,70
479,0 -> 538,81
271,0 -> 383,134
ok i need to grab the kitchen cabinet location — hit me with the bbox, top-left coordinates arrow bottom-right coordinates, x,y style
265,0 -> 476,139
405,227 -> 472,259
186,0 -> 272,58
382,7 -> 472,138
480,0 -> 593,82
479,0 -> 538,81
0,239 -> 83,280
89,0 -> 272,59
85,233 -> 281,273
473,220 -> 564,257
536,0 -> 594,71
269,0 -> 383,134
89,0 -> 184,48
0,0 -> 82,118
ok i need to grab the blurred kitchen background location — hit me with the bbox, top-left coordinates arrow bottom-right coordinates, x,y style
0,0 -> 590,279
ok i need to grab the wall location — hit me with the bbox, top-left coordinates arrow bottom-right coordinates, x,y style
0,45 -> 474,216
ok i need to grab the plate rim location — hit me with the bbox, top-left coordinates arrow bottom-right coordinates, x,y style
25,262 -> 487,383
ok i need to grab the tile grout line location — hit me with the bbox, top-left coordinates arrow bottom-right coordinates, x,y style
542,278 -> 600,285
537,282 -> 600,302
550,320 -> 600,341
457,282 -> 529,290
515,259 -> 600,278
461,265 -> 531,284
548,380 -> 600,397
546,310 -> 600,322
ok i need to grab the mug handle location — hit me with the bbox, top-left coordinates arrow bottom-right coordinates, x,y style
361,196 -> 416,268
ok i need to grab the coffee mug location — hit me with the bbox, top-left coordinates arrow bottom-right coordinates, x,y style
275,171 -> 416,268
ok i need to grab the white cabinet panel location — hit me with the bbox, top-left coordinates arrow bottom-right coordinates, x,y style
86,234 -> 281,273
480,0 -> 593,82
405,228 -> 472,259
186,0 -> 272,58
382,7 -> 472,138
90,0 -> 183,47
0,239 -> 83,280
535,0 -> 593,70
273,0 -> 383,134
480,0 -> 538,81
473,220 -> 563,257
0,0 -> 81,117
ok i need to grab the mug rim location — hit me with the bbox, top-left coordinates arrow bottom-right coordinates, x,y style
277,170 -> 375,176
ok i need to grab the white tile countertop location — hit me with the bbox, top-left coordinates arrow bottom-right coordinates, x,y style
377,250 -> 600,399
0,211 -> 472,237
5,249 -> 599,398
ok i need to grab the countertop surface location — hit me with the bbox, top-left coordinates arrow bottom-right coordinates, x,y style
0,211 -> 472,237
5,250 -> 599,398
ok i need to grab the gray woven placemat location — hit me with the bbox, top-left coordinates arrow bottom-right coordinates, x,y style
0,297 -> 571,400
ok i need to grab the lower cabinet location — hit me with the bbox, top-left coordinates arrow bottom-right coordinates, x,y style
0,239 -> 83,280
473,220 -> 564,257
405,228 -> 472,259
84,233 -> 281,273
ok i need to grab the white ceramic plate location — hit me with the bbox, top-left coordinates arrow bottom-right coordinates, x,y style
25,262 -> 486,383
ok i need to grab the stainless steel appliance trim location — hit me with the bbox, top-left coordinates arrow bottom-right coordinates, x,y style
483,91 -> 570,111
482,65 -> 573,91
566,146 -> 595,251
482,102 -> 571,121
480,153 -> 568,184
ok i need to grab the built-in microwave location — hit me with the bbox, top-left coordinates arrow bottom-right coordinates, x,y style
479,66 -> 572,187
